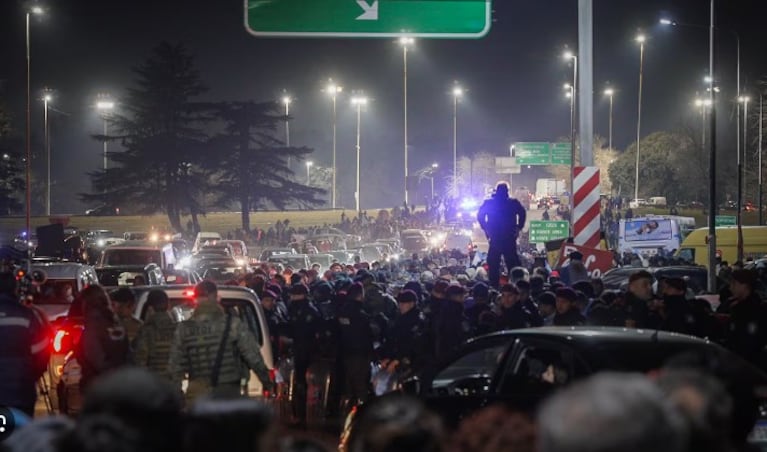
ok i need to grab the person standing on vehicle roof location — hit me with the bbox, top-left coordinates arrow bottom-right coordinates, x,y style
477,183 -> 527,289
168,281 -> 274,404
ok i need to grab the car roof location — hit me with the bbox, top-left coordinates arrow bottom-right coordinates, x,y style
473,326 -> 709,346
32,262 -> 94,278
105,241 -> 162,249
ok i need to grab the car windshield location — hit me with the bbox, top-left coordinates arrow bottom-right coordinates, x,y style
96,269 -> 146,287
403,236 -> 426,249
103,249 -> 161,266
269,256 -> 308,270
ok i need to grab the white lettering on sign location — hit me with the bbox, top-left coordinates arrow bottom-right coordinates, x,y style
356,0 -> 379,20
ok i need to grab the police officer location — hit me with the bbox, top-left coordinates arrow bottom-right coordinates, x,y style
133,290 -> 178,382
337,282 -> 374,405
110,287 -> 143,344
0,271 -> 50,417
379,289 -> 429,377
435,285 -> 471,362
285,283 -> 322,428
478,183 -> 527,288
169,281 -> 274,404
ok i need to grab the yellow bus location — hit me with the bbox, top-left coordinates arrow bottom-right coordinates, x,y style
676,226 -> 767,266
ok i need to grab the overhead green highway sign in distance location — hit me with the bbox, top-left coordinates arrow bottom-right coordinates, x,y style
245,0 -> 492,38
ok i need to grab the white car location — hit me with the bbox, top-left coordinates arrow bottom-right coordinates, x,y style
629,198 -> 648,209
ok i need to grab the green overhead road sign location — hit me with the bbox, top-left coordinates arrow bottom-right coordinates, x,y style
715,215 -> 737,227
529,221 -> 570,244
550,143 -> 572,165
245,0 -> 492,38
514,142 -> 550,165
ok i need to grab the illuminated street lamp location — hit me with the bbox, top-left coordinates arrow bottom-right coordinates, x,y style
452,84 -> 463,197
305,161 -> 313,185
325,81 -> 343,208
96,95 -> 115,171
563,50 -> 577,210
739,95 -> 751,213
351,96 -> 369,212
281,92 -> 292,171
43,88 -> 52,216
399,37 -> 414,204
604,88 -> 615,150
634,34 -> 646,205
25,5 -> 44,237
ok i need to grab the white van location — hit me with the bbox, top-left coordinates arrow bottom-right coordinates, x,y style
98,241 -> 177,269
648,197 -> 668,207
193,232 -> 222,253
618,216 -> 684,257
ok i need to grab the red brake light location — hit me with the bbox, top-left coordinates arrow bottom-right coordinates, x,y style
53,329 -> 68,353
269,369 -> 277,382
183,289 -> 196,298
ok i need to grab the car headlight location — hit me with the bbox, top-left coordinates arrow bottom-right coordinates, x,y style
149,234 -> 159,242
178,256 -> 191,269
96,239 -> 105,247
236,258 -> 246,266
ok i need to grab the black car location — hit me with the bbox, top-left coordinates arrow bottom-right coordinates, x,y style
602,265 -> 709,294
401,327 -> 767,428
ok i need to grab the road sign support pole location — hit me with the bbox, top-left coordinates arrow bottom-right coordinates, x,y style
707,0 -> 718,293
578,0 -> 594,168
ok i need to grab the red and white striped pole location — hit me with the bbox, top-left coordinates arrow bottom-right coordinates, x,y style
573,167 -> 601,248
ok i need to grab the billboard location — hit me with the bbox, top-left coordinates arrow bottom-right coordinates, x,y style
624,219 -> 672,242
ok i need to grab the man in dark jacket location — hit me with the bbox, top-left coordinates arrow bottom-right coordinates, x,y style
357,270 -> 398,321
553,287 -> 586,326
285,283 -> 322,427
496,283 -> 536,330
337,282 -> 374,404
0,272 -> 50,417
724,269 -> 767,368
477,183 -> 527,288
133,290 -> 178,383
659,277 -> 696,336
624,270 -> 653,328
464,282 -> 494,335
434,284 -> 471,362
379,290 -> 429,377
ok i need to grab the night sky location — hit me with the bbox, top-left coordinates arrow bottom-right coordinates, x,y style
1,0 -> 766,212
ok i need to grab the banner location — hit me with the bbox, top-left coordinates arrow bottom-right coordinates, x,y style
556,243 -> 615,279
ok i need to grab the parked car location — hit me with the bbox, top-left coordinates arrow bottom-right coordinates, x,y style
57,285 -> 274,414
95,264 -> 165,288
341,327 -> 767,448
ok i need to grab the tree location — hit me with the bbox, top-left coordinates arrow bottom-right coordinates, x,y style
81,42 -> 210,231
609,131 -> 695,204
0,102 -> 23,215
547,136 -> 618,194
209,101 -> 324,231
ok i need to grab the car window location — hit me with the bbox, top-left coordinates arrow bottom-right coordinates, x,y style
31,279 -> 77,305
430,339 -> 510,397
498,339 -> 584,396
103,249 -> 161,266
678,248 -> 694,263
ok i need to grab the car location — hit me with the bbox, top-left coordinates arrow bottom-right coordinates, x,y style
84,205 -> 119,216
602,265 -> 710,295
56,285 -> 275,415
328,250 -> 355,265
258,247 -> 298,262
267,254 -> 311,271
401,230 -> 429,255
123,231 -> 149,241
34,262 -> 99,410
629,198 -> 648,209
310,253 -> 335,271
341,327 -> 767,446
192,231 -> 222,253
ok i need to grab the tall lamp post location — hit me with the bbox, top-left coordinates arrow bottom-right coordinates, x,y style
399,37 -> 414,205
563,51 -> 578,198
739,96 -> 750,207
352,96 -> 368,212
325,81 -> 343,209
282,93 -> 292,170
604,88 -> 614,150
634,34 -> 646,205
96,96 -> 115,171
760,95 -> 764,225
305,161 -> 313,185
25,5 -> 44,237
451,85 -> 463,198
43,89 -> 52,216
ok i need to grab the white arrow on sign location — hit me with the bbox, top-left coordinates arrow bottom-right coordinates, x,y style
356,0 -> 379,21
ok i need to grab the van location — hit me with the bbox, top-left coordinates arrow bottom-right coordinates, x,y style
676,226 -> 767,267
193,232 -> 222,253
648,197 -> 668,207
98,241 -> 177,269
618,217 -> 683,257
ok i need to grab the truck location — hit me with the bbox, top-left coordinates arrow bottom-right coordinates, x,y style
535,178 -> 567,200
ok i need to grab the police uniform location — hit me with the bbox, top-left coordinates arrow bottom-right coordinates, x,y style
285,287 -> 322,425
118,313 -> 143,344
168,300 -> 273,403
133,310 -> 178,382
380,307 -> 429,376
477,184 -> 527,288
337,296 -> 374,404
0,292 -> 50,416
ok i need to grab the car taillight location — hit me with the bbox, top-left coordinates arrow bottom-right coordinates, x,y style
183,289 -> 196,298
53,329 -> 69,353
269,369 -> 277,382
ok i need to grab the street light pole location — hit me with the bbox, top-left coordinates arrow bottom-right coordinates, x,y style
306,161 -> 313,185
282,94 -> 291,170
760,94 -> 764,225
352,96 -> 368,212
707,0 -> 718,293
742,96 -> 750,206
604,89 -> 614,150
400,38 -> 414,205
25,7 -> 43,238
326,81 -> 342,209
43,90 -> 51,216
635,34 -> 646,205
96,96 -> 115,171
452,85 -> 463,197
430,163 -> 438,201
